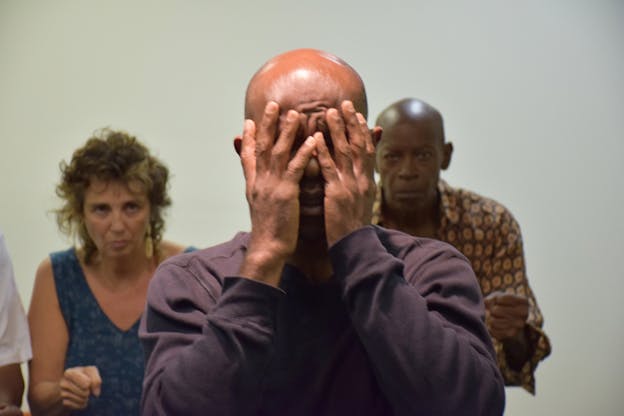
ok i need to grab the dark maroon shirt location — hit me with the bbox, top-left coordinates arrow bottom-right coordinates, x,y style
140,226 -> 505,415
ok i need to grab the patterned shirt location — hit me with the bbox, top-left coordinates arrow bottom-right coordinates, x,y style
372,179 -> 551,393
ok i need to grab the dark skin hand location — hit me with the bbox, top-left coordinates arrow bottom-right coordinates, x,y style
316,102 -> 377,246
236,100 -> 378,286
484,292 -> 532,370
237,102 -> 317,286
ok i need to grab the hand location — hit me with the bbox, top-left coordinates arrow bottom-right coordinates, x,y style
0,403 -> 23,416
236,101 -> 316,285
59,366 -> 101,410
484,292 -> 529,341
316,100 -> 378,245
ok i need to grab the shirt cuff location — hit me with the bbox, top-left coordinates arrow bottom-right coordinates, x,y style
211,276 -> 284,324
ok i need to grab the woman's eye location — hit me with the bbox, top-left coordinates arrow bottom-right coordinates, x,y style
125,203 -> 140,212
92,205 -> 109,214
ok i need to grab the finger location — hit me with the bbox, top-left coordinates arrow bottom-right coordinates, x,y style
340,100 -> 364,148
271,109 -> 300,174
484,291 -> 504,302
489,327 -> 519,341
484,292 -> 529,315
240,119 -> 257,185
285,135 -> 317,184
488,326 -> 520,340
488,317 -> 526,332
355,112 -> 375,151
83,365 -> 102,397
60,388 -> 89,410
255,101 -> 280,172
489,305 -> 529,321
355,112 -> 377,177
499,327 -> 522,340
315,132 -> 339,184
495,293 -> 529,306
326,107 -> 353,172
63,368 -> 92,391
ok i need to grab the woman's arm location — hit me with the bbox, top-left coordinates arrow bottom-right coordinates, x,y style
27,258 -> 70,416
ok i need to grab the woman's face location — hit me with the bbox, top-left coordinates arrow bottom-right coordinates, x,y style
82,179 -> 151,260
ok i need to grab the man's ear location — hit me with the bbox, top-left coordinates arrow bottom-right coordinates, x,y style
371,126 -> 382,147
441,142 -> 453,170
233,136 -> 242,156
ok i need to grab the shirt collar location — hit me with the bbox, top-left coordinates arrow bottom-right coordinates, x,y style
372,178 -> 459,227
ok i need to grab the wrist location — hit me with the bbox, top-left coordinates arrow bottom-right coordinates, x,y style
502,325 -> 531,370
239,248 -> 286,287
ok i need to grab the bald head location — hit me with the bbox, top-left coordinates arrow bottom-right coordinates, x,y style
376,98 -> 445,146
244,48 -> 368,122
374,97 -> 453,217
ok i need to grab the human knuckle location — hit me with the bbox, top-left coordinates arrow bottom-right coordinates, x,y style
336,144 -> 352,158
271,145 -> 288,159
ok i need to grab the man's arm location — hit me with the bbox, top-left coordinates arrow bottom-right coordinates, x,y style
483,211 -> 551,393
141,101 -> 322,415
316,103 -> 503,413
140,261 -> 283,415
331,226 -> 505,416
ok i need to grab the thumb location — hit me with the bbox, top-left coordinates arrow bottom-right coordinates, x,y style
83,365 -> 102,397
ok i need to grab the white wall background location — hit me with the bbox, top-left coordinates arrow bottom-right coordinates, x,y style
1,0 -> 622,414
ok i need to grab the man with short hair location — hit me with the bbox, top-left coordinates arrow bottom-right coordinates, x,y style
373,97 -> 551,393
140,49 -> 505,415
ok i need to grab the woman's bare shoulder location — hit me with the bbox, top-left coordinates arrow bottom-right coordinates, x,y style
159,240 -> 191,261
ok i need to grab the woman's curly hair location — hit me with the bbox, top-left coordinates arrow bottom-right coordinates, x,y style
55,128 -> 171,264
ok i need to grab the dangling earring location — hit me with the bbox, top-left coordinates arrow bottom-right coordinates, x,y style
145,224 -> 154,259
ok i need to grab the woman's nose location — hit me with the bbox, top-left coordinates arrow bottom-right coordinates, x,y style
110,211 -> 125,231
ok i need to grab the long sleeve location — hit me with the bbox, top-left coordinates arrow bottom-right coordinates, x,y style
330,226 -> 505,416
140,257 -> 283,415
482,211 -> 551,393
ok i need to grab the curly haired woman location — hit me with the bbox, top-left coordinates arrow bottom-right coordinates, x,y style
27,129 -> 193,415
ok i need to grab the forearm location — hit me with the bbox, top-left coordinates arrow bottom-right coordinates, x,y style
28,382 -> 68,416
347,278 -> 503,414
142,277 -> 281,415
0,364 -> 24,407
332,227 -> 505,415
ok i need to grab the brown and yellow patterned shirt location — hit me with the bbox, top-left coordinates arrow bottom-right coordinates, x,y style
372,179 -> 551,394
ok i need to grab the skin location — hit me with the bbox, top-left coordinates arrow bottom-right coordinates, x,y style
375,99 -> 452,238
28,180 -> 184,415
233,48 -> 381,285
0,363 -> 24,416
375,98 -> 530,369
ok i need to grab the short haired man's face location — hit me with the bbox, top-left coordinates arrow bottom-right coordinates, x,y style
376,118 -> 449,215
246,68 -> 365,234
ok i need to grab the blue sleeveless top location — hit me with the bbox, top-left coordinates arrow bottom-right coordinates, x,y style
51,247 -> 194,415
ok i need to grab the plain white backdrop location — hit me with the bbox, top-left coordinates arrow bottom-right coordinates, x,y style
1,1 -> 622,414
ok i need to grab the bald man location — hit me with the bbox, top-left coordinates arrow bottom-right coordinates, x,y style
373,97 -> 551,394
140,50 -> 505,415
